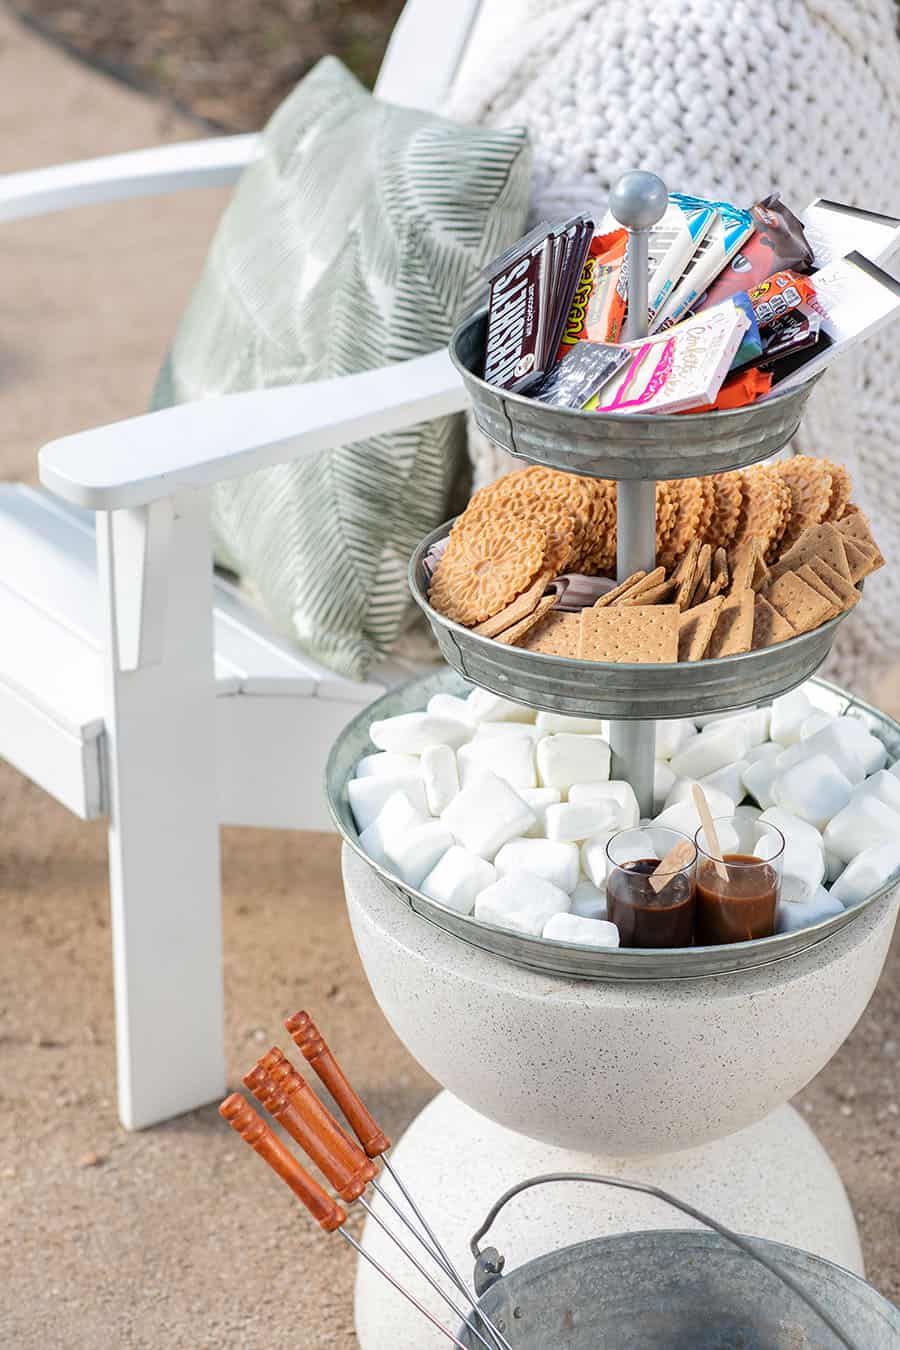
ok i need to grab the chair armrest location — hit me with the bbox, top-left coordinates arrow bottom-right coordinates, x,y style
0,135 -> 259,223
38,349 -> 468,510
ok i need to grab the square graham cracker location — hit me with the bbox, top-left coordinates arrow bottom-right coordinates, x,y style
794,564 -> 842,619
580,604 -> 679,663
706,591 -> 755,657
807,556 -> 861,610
678,596 -> 724,662
770,522 -> 850,583
764,571 -> 835,634
516,609 -> 582,656
838,510 -> 885,568
473,569 -> 553,638
752,594 -> 796,649
496,592 -> 557,645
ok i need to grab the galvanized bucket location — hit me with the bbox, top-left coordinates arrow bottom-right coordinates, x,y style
458,1175 -> 900,1349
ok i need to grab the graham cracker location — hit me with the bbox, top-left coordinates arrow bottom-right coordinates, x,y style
706,591 -> 755,658
770,522 -> 851,583
706,548 -> 729,600
580,605 -> 679,664
843,536 -> 879,583
807,556 -> 861,611
689,544 -> 712,607
516,609 -> 582,657
837,510 -> 885,568
764,571 -> 835,634
751,594 -> 796,649
678,596 -> 724,662
794,564 -> 842,619
495,592 -> 558,645
473,569 -> 553,638
609,567 -> 667,604
592,570 -> 647,608
620,578 -> 677,605
675,539 -> 701,610
730,538 -> 766,593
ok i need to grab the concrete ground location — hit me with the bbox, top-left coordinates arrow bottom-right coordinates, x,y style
0,9 -> 897,1347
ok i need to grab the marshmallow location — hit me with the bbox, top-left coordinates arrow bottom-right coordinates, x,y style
733,804 -> 762,828
745,742 -> 782,767
823,796 -> 900,864
755,829 -> 824,899
466,689 -> 535,723
655,795 -> 734,840
852,769 -> 900,817
421,744 -> 460,816
569,878 -> 608,920
494,838 -> 580,893
829,842 -> 900,906
543,912 -> 620,947
545,801 -> 622,843
359,790 -> 429,865
384,820 -> 454,887
536,711 -> 608,736
441,771 -> 536,859
426,692 -> 475,725
474,722 -> 540,740
420,846 -> 497,914
458,735 -> 536,790
824,849 -> 844,885
537,734 -> 611,792
356,751 -> 421,780
770,688 -> 815,746
519,787 -> 562,837
776,887 -> 845,933
568,780 -> 640,829
775,719 -> 878,786
772,754 -> 853,830
742,755 -> 781,810
474,871 -> 570,936
654,719 -> 698,760
699,761 -> 749,807
369,712 -> 470,754
581,830 -> 618,887
757,807 -> 825,857
348,773 -> 429,831
800,711 -> 832,740
696,707 -> 771,748
669,721 -> 753,780
653,761 -> 677,815
662,780 -> 736,819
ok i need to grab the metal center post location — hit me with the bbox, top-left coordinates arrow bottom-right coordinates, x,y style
608,172 -> 668,817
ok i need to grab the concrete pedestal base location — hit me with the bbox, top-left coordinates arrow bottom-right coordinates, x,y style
354,1092 -> 863,1350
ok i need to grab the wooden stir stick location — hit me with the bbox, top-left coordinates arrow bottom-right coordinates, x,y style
648,838 -> 695,894
692,783 -> 729,881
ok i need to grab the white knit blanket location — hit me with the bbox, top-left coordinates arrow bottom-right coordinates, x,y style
445,0 -> 900,695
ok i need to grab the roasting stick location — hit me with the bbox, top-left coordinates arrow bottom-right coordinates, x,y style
219,1094 -> 469,1350
285,1011 -> 471,1295
692,784 -> 730,881
245,1053 -> 512,1350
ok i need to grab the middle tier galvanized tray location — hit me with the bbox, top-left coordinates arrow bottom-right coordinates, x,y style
326,668 -> 900,982
409,521 -> 854,720
451,308 -> 822,480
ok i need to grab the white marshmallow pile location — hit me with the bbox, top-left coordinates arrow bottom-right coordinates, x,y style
348,681 -> 900,949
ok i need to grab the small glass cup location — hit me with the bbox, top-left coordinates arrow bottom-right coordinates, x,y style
694,817 -> 785,945
606,825 -> 697,949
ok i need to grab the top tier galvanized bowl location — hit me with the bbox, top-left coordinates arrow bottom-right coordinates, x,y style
450,309 -> 821,480
325,667 -> 900,981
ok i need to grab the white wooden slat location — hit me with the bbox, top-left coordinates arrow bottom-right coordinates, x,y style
374,0 -> 484,110
39,348 -> 467,509
0,134 -> 258,224
0,676 -> 105,819
0,580 -> 103,736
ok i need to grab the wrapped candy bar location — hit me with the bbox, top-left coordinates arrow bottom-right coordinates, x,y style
758,311 -> 821,369
534,340 -> 629,409
557,229 -> 628,355
728,291 -> 764,369
802,198 -> 900,269
684,365 -> 773,414
651,197 -> 754,331
748,270 -> 816,328
696,195 -> 814,310
585,299 -> 749,415
602,195 -> 717,323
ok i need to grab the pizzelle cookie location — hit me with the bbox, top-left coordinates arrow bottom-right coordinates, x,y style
429,515 -> 548,626
659,477 -> 705,569
777,455 -> 833,550
706,471 -> 743,551
731,464 -> 787,561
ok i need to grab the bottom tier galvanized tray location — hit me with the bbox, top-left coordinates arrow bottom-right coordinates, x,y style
326,668 -> 900,981
410,521 -> 856,721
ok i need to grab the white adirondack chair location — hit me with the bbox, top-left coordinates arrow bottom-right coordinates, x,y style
0,0 -> 495,1129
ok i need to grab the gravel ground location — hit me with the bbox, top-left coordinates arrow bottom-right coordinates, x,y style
8,0 -> 406,129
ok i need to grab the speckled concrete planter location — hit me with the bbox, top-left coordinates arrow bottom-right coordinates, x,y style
344,847 -> 899,1157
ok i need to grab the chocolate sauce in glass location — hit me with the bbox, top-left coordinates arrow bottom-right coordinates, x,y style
695,854 -> 778,945
607,858 -> 695,949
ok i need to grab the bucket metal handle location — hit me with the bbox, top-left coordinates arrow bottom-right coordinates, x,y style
469,1172 -> 856,1350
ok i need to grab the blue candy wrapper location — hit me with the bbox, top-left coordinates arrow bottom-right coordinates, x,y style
728,292 -> 764,369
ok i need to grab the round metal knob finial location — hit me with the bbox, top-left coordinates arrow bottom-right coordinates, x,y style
609,171 -> 668,230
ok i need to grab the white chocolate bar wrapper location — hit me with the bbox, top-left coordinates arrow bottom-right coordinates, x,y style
601,197 -> 716,322
802,198 -> 900,270
651,200 -> 754,332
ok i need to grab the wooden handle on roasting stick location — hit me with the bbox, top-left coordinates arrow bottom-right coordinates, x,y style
285,1010 -> 391,1159
219,1093 -> 347,1232
244,1050 -> 377,1202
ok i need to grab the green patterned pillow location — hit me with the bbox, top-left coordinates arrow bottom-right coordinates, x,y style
151,57 -> 530,679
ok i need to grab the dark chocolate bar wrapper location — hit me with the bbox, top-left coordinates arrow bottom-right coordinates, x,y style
533,341 -> 629,409
695,194 -> 814,311
483,234 -> 551,391
760,311 -> 822,371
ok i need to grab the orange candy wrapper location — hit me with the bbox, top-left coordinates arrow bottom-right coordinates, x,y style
683,366 -> 773,414
557,229 -> 628,359
748,270 -> 815,328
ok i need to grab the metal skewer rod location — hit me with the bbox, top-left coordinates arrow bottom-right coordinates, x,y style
608,170 -> 670,819
284,1012 -> 476,1310
357,1197 -> 507,1350
339,1229 -> 469,1349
